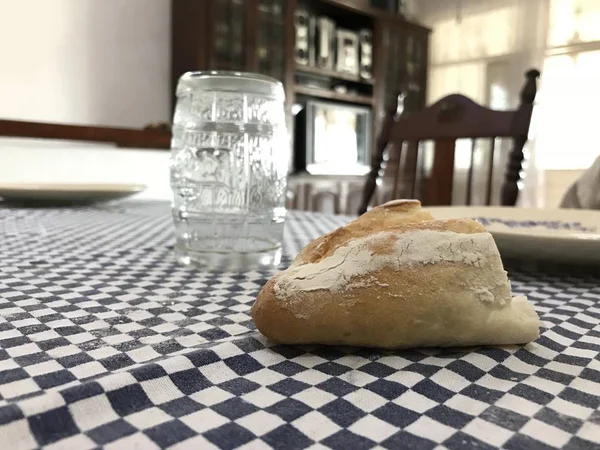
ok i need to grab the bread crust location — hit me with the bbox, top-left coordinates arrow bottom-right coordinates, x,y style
252,200 -> 540,349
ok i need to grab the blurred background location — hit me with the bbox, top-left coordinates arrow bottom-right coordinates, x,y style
0,0 -> 598,210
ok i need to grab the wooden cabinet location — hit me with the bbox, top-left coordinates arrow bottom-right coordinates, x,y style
171,0 -> 296,110
171,0 -> 430,214
255,0 -> 288,80
375,19 -> 428,119
212,0 -> 247,71
171,0 -> 428,110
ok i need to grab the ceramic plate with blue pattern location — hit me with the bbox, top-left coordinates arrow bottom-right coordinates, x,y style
426,207 -> 600,263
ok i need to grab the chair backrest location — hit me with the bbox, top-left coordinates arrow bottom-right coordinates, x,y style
0,120 -> 171,149
359,69 -> 540,213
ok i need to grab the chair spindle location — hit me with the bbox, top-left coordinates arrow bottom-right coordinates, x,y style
485,137 -> 497,205
426,140 -> 456,205
405,141 -> 420,199
466,139 -> 476,205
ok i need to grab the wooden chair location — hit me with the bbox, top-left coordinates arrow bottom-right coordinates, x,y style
0,119 -> 171,149
359,69 -> 540,214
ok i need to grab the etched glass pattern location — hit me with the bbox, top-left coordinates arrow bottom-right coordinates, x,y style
171,72 -> 288,269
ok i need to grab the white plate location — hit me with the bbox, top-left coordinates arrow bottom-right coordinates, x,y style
0,183 -> 146,205
426,207 -> 600,263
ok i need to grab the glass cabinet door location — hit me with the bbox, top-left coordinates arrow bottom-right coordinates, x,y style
405,30 -> 428,112
380,22 -> 428,116
255,0 -> 286,81
212,0 -> 246,70
381,23 -> 408,116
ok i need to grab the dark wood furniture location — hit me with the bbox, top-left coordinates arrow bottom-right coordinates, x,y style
359,69 -> 541,214
172,0 -> 295,117
171,0 -> 429,118
172,0 -> 430,213
0,120 -> 171,149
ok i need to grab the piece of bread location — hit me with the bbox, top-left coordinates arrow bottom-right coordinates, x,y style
252,200 -> 540,349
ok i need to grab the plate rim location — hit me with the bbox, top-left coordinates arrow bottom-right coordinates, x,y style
0,183 -> 146,193
425,206 -> 600,242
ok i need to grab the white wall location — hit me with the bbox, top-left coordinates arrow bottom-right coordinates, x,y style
0,139 -> 171,200
0,0 -> 172,199
0,0 -> 171,127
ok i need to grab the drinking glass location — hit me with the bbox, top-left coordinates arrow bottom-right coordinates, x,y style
170,71 -> 288,269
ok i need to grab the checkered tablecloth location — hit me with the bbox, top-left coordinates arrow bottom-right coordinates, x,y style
0,201 -> 598,450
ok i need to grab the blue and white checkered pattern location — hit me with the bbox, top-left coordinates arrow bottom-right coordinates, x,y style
0,201 -> 598,449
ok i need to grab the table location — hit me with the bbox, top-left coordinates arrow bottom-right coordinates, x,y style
0,201 -> 598,449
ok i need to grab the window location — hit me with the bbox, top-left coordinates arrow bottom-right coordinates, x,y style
534,50 -> 600,169
419,0 -> 600,171
535,0 -> 600,169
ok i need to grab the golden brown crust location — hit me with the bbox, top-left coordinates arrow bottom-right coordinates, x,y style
294,199 -> 438,265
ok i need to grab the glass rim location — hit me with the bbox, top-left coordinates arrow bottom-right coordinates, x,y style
176,71 -> 285,98
180,71 -> 283,87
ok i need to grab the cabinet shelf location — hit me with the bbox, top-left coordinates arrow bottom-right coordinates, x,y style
317,0 -> 431,33
318,0 -> 378,17
296,64 -> 374,85
295,85 -> 373,105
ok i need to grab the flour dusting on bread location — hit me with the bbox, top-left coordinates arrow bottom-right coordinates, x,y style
252,200 -> 541,349
274,229 -> 503,299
